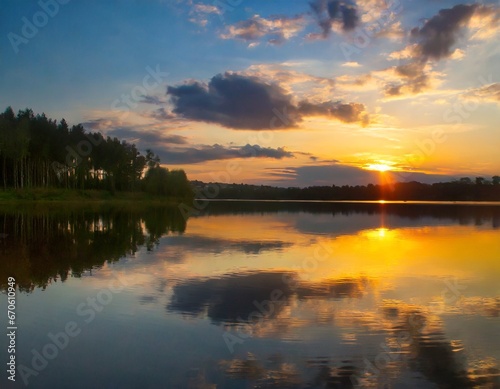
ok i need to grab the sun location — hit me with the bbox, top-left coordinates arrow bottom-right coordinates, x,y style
367,164 -> 392,172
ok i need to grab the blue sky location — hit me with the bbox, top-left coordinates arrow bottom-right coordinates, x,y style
1,0 -> 499,186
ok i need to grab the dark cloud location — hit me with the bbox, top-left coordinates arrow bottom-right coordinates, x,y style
410,4 -> 478,61
340,4 -> 358,31
327,0 -> 339,18
167,72 -> 368,129
266,163 -> 457,187
383,4 -> 498,97
83,112 -> 300,164
81,120 -> 188,145
298,100 -> 368,124
167,73 -> 299,130
310,0 -> 359,35
282,164 -> 378,186
149,107 -> 175,121
107,127 -> 188,145
156,143 -> 295,164
139,94 -> 166,105
394,61 -> 423,78
384,84 -> 403,96
81,118 -> 109,131
384,61 -> 430,96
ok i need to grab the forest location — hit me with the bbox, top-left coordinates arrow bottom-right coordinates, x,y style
0,106 -> 193,198
193,177 -> 500,201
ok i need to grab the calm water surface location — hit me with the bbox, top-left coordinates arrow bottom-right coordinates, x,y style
1,202 -> 499,388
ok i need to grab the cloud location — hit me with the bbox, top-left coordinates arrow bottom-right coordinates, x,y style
387,44 -> 419,60
268,163 -> 378,186
149,107 -> 176,120
464,82 -> 500,104
381,4 -> 498,97
139,94 -> 167,105
157,143 -> 295,164
304,32 -> 326,41
469,5 -> 500,40
335,73 -> 376,91
193,3 -> 221,15
374,20 -> 404,40
107,127 -> 188,145
409,4 -> 478,61
81,118 -> 114,131
221,14 -> 307,45
380,64 -> 433,97
297,100 -> 368,124
84,114 -> 297,164
167,73 -> 298,129
450,48 -> 465,60
82,108 -> 189,138
167,72 -> 368,129
266,163 -> 455,187
379,53 -> 445,98
243,63 -> 336,100
383,61 -> 431,96
406,3 -> 499,63
341,61 -> 362,67
188,2 -> 222,27
309,0 -> 360,36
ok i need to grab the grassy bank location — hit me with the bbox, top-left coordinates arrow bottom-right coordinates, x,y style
0,188 -> 191,204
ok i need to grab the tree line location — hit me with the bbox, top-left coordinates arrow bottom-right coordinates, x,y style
0,106 -> 193,198
196,177 -> 500,201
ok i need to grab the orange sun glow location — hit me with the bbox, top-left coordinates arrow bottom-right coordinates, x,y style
367,164 -> 392,172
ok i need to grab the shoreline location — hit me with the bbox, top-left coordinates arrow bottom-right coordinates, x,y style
1,189 -> 499,205
0,189 -> 190,205
200,198 -> 500,205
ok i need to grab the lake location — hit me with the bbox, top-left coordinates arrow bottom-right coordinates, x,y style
1,201 -> 499,388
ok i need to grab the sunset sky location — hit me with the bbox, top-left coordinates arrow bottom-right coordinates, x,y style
1,0 -> 499,186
